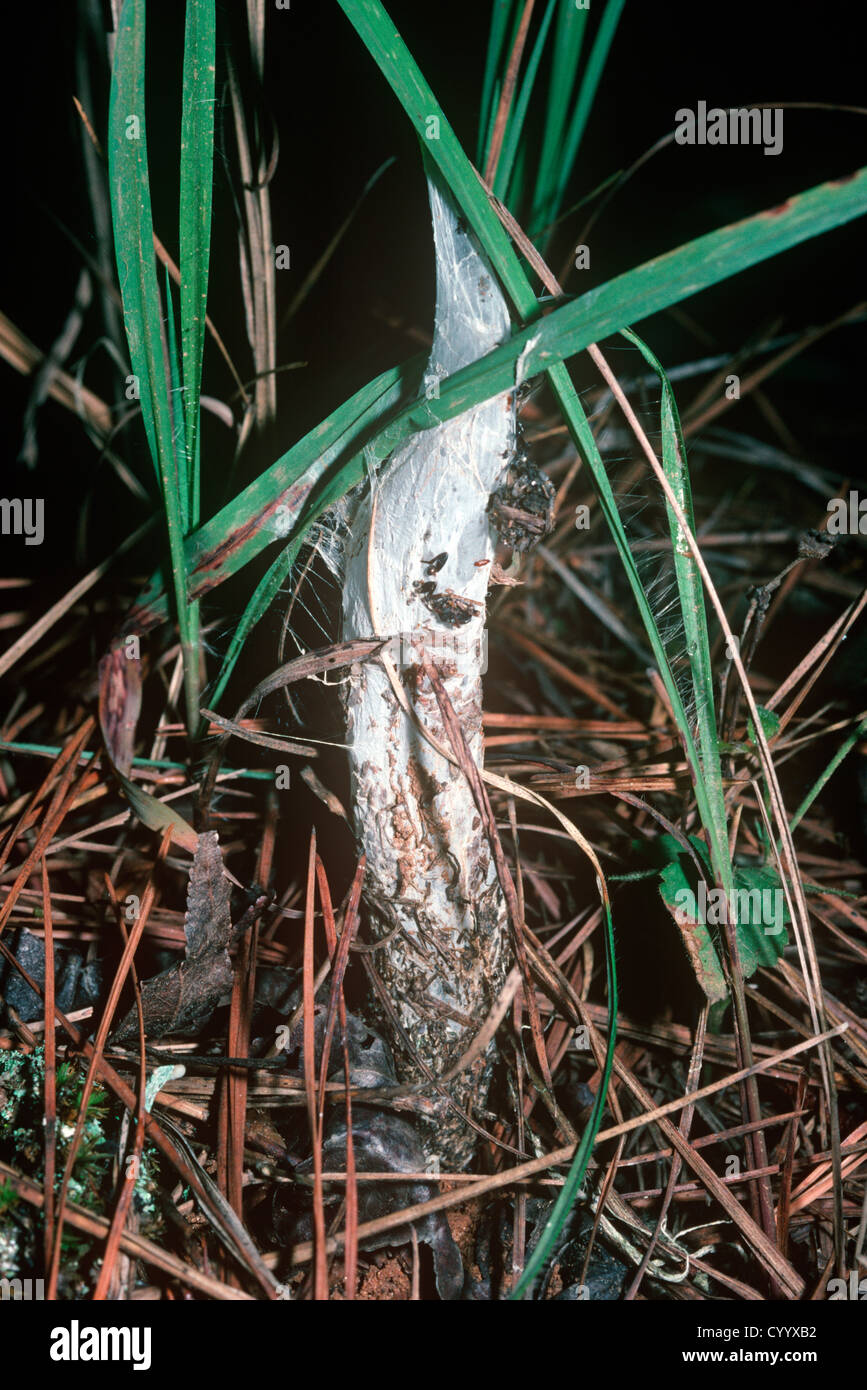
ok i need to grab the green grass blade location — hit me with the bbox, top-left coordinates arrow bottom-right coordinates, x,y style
164,268 -> 187,529
108,0 -> 200,736
179,0 -> 215,531
178,0 -> 214,739
548,0 -> 625,230
544,358 -> 714,840
209,544 -> 298,708
165,265 -> 202,701
789,715 -> 867,834
511,895 -> 618,1298
620,327 -> 733,893
108,0 -> 174,490
493,0 -> 557,203
529,0 -> 589,231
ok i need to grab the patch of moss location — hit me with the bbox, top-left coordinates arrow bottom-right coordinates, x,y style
0,1046 -> 160,1296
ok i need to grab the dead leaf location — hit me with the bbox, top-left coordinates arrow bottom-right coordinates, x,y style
98,645 -> 141,776
111,953 -> 233,1044
111,832 -> 235,1044
185,830 -> 233,960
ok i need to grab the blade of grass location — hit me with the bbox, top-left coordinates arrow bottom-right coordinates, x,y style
179,0 -> 215,531
165,264 -> 202,724
108,0 -> 200,735
620,327 -> 732,894
790,715 -> 867,833
515,871 -> 617,1298
510,991 -> 615,1297
586,334 -> 836,1264
226,10 -> 277,431
546,0 -> 625,235
164,270 -> 187,530
528,0 -> 589,231
177,0 -> 215,726
494,0 -> 557,203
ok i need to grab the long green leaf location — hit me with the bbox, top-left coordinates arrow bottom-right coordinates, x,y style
179,0 -> 215,530
511,895 -> 618,1298
547,0 -> 625,233
620,327 -> 733,894
789,715 -> 867,834
108,0 -> 175,491
543,357 -> 723,879
108,0 -> 199,735
208,545 -> 296,710
493,0 -> 557,202
166,262 -> 202,710
528,0 -> 589,231
164,269 -> 186,528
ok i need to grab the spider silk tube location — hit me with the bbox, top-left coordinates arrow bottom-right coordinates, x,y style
341,168 -> 516,1167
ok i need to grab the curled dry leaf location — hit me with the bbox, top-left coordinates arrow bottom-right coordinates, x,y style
111,831 -> 234,1044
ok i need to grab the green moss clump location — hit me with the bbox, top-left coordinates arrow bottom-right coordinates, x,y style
0,1046 -> 160,1296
